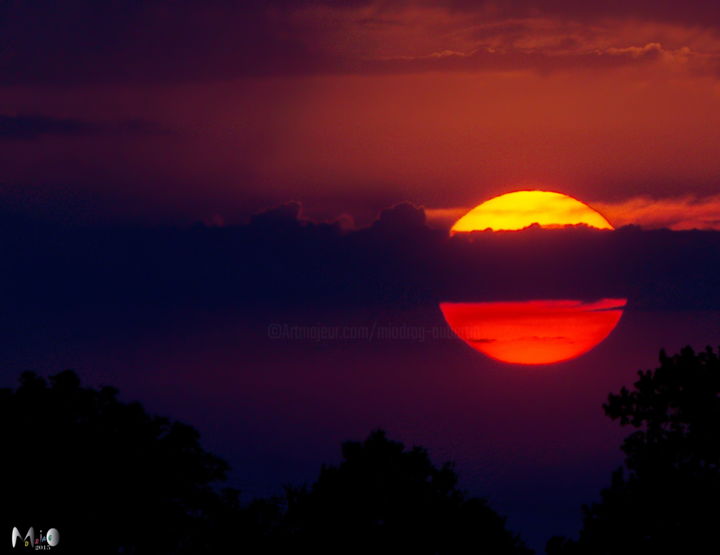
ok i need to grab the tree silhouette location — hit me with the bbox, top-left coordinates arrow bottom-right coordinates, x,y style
1,371 -> 532,553
280,429 -> 533,554
547,346 -> 720,554
0,370 -> 243,554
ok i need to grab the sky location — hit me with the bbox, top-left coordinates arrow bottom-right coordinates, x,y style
2,0 -> 720,227
4,2 -> 720,552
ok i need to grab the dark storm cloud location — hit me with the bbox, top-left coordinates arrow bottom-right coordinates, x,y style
1,202 -> 718,316
0,114 -> 169,140
0,0 -> 714,84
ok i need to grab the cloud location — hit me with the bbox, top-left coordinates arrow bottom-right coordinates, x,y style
594,195 -> 720,230
1,201 -> 719,314
0,115 -> 96,140
0,114 -> 169,141
360,42 -> 674,74
425,208 -> 468,229
1,0 -> 718,84
442,0 -> 720,25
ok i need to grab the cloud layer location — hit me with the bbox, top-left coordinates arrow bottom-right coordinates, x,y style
0,114 -> 168,140
2,1 -> 720,83
2,202 -> 719,312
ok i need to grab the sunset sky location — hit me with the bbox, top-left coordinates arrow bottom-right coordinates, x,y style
4,2 -> 720,552
2,0 -> 720,227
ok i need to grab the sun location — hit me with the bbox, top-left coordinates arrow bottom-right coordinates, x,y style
450,190 -> 613,234
441,190 -> 624,365
440,299 -> 627,365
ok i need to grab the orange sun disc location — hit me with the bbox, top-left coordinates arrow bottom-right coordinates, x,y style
440,299 -> 627,365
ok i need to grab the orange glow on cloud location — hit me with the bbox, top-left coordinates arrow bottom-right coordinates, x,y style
450,191 -> 613,233
594,195 -> 720,230
440,299 -> 627,365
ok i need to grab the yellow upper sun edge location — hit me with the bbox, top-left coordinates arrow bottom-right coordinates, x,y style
450,190 -> 613,233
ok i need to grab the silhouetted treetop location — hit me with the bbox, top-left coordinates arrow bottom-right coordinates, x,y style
2,370 -> 537,554
604,346 -> 720,473
0,370 -> 240,554
547,346 -> 720,555
283,429 -> 533,555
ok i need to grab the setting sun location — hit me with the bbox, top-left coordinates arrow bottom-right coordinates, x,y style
440,299 -> 627,365
451,190 -> 613,233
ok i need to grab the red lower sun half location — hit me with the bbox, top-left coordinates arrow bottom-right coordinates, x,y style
440,299 -> 627,365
